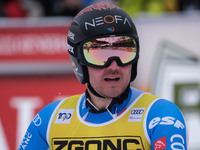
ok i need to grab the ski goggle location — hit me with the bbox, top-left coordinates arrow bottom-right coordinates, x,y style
79,35 -> 138,68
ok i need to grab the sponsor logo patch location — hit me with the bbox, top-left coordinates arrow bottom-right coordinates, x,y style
107,27 -> 115,32
52,136 -> 144,150
55,109 -> 74,124
84,15 -> 131,31
67,43 -> 74,54
128,108 -> 145,122
33,114 -> 42,126
149,116 -> 185,130
71,61 -> 78,72
68,31 -> 75,40
154,136 -> 167,150
170,134 -> 185,150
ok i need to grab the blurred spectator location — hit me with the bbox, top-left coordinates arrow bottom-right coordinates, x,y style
164,0 -> 179,12
20,0 -> 44,17
1,0 -> 27,17
118,0 -> 165,16
0,1 -> 6,17
82,0 -> 117,8
118,0 -> 200,16
53,0 -> 82,16
0,0 -> 44,17
1,0 -> 200,18
40,0 -> 82,17
39,0 -> 117,17
164,0 -> 200,12
178,0 -> 200,12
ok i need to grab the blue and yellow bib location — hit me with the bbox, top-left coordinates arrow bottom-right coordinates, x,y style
47,91 -> 158,150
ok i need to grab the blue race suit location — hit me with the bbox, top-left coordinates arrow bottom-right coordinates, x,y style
18,87 -> 187,150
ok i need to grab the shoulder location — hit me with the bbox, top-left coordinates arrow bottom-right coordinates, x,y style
147,99 -> 184,120
146,98 -> 185,128
40,94 -> 82,113
39,100 -> 62,115
18,100 -> 63,149
35,100 -> 63,130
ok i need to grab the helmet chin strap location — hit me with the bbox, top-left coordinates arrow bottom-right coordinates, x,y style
87,81 -> 106,98
86,81 -> 130,100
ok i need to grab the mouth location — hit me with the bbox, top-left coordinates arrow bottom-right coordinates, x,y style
104,77 -> 120,82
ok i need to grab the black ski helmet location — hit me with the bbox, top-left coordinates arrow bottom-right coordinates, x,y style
67,3 -> 139,84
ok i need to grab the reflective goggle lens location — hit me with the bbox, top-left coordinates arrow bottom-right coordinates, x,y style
83,36 -> 137,66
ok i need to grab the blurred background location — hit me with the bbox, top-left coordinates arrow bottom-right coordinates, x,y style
0,0 -> 200,149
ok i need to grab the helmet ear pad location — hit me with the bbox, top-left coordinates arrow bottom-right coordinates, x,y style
70,55 -> 89,84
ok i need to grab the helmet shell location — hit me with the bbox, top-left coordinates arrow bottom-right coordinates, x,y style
67,3 -> 139,84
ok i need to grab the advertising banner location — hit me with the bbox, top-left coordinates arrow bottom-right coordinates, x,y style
0,18 -> 86,150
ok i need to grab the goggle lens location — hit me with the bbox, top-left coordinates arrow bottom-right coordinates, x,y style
83,36 -> 137,66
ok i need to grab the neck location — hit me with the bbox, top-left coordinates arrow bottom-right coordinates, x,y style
87,81 -> 106,98
87,89 -> 112,110
85,84 -> 130,111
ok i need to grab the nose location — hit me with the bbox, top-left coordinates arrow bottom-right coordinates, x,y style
106,60 -> 120,70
